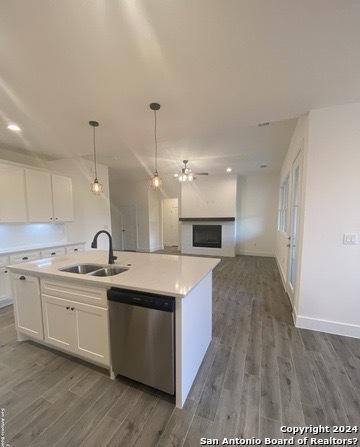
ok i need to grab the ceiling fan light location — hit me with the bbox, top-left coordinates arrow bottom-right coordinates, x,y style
188,174 -> 194,181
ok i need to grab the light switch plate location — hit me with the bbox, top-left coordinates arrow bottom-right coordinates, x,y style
343,233 -> 359,245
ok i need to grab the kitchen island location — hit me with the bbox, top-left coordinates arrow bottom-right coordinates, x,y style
7,250 -> 220,408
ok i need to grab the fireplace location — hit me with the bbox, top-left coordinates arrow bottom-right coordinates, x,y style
192,225 -> 222,248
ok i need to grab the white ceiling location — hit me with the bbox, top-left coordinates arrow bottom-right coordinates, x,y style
1,0 -> 360,178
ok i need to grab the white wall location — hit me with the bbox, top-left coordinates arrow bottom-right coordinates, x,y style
48,158 -> 112,250
180,176 -> 237,218
296,103 -> 360,337
148,189 -> 162,251
109,174 -> 162,252
162,198 -> 179,246
0,223 -> 67,250
236,173 -> 279,257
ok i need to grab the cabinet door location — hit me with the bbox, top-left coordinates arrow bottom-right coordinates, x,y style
42,294 -> 76,352
25,169 -> 53,222
12,274 -> 43,340
0,165 -> 27,222
74,301 -> 109,365
52,174 -> 74,222
0,268 -> 12,304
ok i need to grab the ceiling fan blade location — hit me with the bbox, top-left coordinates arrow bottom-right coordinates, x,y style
193,172 -> 209,175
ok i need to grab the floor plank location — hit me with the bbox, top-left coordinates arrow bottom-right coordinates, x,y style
0,255 -> 359,446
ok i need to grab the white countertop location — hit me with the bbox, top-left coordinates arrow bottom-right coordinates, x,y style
0,241 -> 85,256
7,250 -> 221,298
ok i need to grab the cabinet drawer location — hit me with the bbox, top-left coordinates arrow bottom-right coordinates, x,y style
41,247 -> 66,258
10,251 -> 41,264
0,256 -> 10,267
41,279 -> 107,308
66,244 -> 84,254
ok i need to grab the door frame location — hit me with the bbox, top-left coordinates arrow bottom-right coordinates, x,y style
286,150 -> 303,303
119,205 -> 138,252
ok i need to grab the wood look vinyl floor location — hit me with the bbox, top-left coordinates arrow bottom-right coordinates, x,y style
1,255 -> 360,446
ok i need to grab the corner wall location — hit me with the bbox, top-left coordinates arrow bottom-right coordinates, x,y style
296,103 -> 360,337
236,173 -> 279,257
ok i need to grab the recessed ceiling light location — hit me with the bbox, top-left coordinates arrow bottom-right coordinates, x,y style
7,123 -> 21,132
258,122 -> 270,127
260,164 -> 267,168
226,167 -> 232,173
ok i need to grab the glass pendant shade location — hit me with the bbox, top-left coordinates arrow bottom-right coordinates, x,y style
149,102 -> 162,190
90,178 -> 103,194
150,171 -> 162,189
89,120 -> 103,195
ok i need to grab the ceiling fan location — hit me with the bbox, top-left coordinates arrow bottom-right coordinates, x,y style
175,160 -> 209,182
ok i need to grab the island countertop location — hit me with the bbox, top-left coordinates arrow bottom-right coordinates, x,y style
7,250 -> 221,298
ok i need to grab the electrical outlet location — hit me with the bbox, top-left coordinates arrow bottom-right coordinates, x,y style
343,233 -> 359,245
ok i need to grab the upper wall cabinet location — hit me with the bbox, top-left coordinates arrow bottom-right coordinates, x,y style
26,169 -> 54,222
0,165 -> 27,222
52,174 -> 74,222
0,163 -> 74,224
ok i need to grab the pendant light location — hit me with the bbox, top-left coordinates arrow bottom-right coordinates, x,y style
89,120 -> 103,195
149,102 -> 162,189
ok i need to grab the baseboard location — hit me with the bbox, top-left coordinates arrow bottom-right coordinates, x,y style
237,250 -> 274,258
0,297 -> 13,309
149,246 -> 163,253
275,256 -> 287,291
295,314 -> 360,339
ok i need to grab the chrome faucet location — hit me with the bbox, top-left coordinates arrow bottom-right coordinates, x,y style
91,230 -> 117,264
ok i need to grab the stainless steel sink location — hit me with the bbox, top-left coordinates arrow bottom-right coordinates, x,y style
90,266 -> 129,277
59,264 -> 103,274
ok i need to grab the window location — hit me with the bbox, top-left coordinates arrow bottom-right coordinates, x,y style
278,177 -> 289,232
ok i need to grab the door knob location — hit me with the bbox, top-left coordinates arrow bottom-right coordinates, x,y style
286,244 -> 291,248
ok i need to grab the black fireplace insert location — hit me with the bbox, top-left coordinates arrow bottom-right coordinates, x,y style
192,225 -> 222,248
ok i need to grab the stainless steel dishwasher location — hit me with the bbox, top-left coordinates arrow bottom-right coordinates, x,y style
107,287 -> 175,395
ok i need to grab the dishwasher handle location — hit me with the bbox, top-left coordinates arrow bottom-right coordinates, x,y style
107,288 -> 175,312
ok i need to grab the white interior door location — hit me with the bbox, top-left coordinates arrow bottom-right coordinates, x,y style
119,205 -> 137,251
162,198 -> 179,246
287,155 -> 302,300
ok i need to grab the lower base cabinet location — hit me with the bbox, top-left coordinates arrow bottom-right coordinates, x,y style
12,274 -> 43,340
42,294 -> 109,366
12,274 -> 110,368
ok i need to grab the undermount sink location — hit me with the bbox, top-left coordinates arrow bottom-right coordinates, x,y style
90,266 -> 129,277
59,264 -> 103,274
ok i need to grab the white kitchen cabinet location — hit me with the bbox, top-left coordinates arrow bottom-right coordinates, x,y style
10,251 -> 41,264
66,244 -> 84,254
0,267 -> 12,307
25,169 -> 53,222
41,292 -> 109,366
0,165 -> 27,223
74,301 -> 109,365
12,274 -> 43,340
42,294 -> 76,351
52,174 -> 74,222
41,247 -> 66,258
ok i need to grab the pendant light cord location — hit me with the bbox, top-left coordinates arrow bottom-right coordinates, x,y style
93,125 -> 98,178
154,110 -> 158,173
